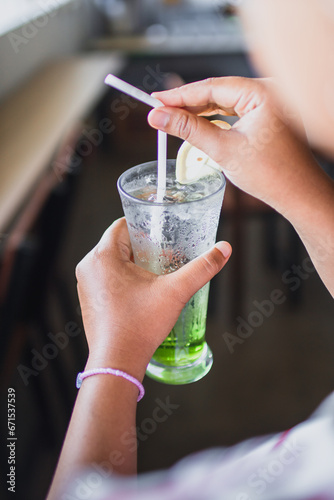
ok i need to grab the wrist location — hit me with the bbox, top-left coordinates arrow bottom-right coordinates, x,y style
278,166 -> 334,233
85,345 -> 150,383
77,367 -> 145,401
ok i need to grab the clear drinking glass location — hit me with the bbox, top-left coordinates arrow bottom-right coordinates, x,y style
117,160 -> 225,384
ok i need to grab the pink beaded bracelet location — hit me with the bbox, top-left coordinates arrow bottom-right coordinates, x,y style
76,368 -> 145,402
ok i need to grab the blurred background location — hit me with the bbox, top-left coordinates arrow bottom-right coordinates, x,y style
0,1 -> 333,499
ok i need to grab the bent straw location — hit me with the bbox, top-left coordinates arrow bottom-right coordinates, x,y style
105,74 -> 168,242
104,74 -> 164,109
104,74 -> 167,201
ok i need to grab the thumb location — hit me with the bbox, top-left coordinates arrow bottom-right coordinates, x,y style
166,241 -> 232,305
148,107 -> 239,170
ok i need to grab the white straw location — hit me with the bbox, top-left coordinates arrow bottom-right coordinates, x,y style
104,74 -> 163,108
104,73 -> 167,201
150,130 -> 167,242
157,130 -> 167,202
104,74 -> 168,241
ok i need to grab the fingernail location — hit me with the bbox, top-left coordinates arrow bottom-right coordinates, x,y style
215,241 -> 232,259
148,108 -> 170,129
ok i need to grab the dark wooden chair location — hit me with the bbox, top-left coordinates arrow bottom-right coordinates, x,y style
0,125 -> 85,443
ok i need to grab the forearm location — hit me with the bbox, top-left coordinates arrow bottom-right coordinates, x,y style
281,164 -> 334,297
47,216 -> 231,499
47,357 -> 143,500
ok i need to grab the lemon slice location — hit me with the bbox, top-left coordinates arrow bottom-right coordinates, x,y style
176,119 -> 231,184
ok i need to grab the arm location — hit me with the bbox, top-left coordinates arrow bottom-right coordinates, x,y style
47,218 -> 231,499
148,77 -> 334,297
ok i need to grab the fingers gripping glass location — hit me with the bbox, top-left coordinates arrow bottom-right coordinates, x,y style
117,160 -> 225,385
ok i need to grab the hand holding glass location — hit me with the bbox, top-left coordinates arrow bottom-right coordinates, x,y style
118,160 -> 225,385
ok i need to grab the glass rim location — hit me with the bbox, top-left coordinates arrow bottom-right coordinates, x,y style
117,159 -> 226,207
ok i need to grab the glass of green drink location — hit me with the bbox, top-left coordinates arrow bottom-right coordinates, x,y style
117,160 -> 225,384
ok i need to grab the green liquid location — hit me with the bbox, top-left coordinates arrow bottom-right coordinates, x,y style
120,161 -> 224,383
153,327 -> 206,365
152,284 -> 209,367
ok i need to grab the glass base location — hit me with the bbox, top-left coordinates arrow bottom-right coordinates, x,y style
145,343 -> 213,385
